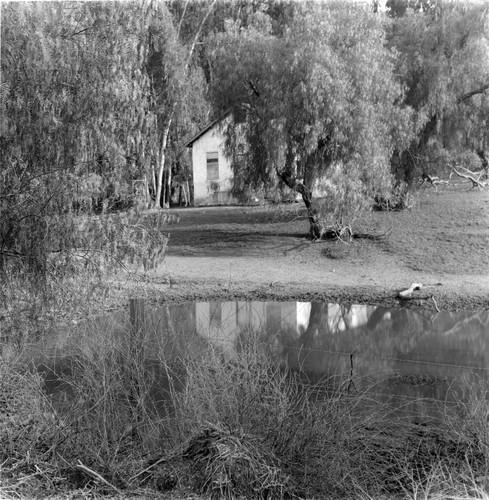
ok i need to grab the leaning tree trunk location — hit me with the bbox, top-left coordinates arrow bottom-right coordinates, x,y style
276,144 -> 329,239
302,194 -> 325,240
477,149 -> 488,179
276,169 -> 324,239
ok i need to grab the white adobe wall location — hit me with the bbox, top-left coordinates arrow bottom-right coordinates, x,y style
192,123 -> 237,206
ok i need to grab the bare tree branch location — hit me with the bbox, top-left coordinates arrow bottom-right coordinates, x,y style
458,80 -> 489,102
183,0 -> 217,73
452,167 -> 488,189
176,0 -> 190,39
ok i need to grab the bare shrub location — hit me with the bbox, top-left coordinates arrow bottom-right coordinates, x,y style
374,180 -> 414,211
0,314 -> 183,497
444,375 -> 489,476
0,353 -> 65,499
170,332 -> 387,497
43,323 -> 179,465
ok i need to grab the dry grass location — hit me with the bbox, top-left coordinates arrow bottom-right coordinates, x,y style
181,424 -> 293,499
2,325 -> 489,499
0,352 -> 65,499
368,183 -> 489,275
167,182 -> 489,277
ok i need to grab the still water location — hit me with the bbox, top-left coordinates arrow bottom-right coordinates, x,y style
36,301 -> 489,422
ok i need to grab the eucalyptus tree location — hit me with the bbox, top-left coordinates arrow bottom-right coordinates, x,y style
206,4 -> 415,238
148,0 -> 217,208
165,64 -> 211,206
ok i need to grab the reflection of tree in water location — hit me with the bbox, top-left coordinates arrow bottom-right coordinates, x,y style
269,303 -> 392,384
263,303 -> 489,387
163,301 -> 489,395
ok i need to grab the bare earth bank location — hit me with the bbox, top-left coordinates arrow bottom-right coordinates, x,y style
118,186 -> 489,312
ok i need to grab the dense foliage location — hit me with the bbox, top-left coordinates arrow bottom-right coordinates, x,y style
387,0 -> 489,183
1,0 -> 488,263
203,0 -> 488,236
205,3 -> 417,236
0,1 -> 209,282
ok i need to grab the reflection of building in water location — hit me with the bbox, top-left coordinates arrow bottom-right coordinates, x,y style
194,302 -> 380,355
296,302 -> 311,333
196,302 -> 308,355
193,301 -> 489,379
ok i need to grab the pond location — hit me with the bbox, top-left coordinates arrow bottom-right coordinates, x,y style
34,300 -> 489,424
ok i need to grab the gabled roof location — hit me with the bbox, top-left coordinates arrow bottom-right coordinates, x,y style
184,111 -> 231,148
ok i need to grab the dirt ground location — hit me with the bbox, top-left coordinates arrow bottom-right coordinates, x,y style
136,183 -> 489,312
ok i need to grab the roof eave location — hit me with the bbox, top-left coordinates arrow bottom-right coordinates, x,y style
184,110 -> 232,148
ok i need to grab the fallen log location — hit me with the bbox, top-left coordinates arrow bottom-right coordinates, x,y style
459,165 -> 485,178
420,173 -> 450,191
398,283 -> 423,299
452,168 -> 488,190
420,173 -> 439,190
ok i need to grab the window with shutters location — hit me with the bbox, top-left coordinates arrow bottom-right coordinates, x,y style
206,152 -> 219,181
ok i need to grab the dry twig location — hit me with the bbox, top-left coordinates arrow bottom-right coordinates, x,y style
76,460 -> 123,495
431,295 -> 441,313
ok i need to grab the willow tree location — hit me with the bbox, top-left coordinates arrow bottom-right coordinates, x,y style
0,1 -> 167,208
206,4 -> 415,238
0,1 -> 172,276
387,1 -> 489,181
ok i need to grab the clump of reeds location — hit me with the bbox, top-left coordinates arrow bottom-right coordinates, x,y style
183,423 -> 294,499
166,329 -> 383,497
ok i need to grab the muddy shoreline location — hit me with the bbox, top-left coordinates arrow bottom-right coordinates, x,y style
117,275 -> 489,313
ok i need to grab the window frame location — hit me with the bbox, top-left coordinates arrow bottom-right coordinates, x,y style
206,151 -> 219,181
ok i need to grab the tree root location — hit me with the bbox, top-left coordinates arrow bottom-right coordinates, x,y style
353,226 -> 393,240
318,225 -> 392,242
